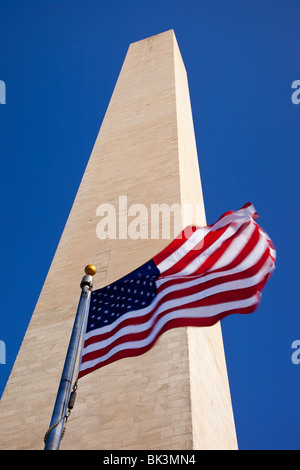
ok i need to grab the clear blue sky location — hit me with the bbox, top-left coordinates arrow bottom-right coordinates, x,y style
0,0 -> 299,450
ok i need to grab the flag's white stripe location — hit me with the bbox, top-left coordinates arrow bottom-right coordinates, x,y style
177,220 -> 255,277
258,227 -> 276,260
180,220 -> 256,276
211,221 -> 256,271
82,258 -> 272,356
84,233 -> 270,342
233,230 -> 269,272
79,203 -> 275,377
156,223 -> 268,288
212,204 -> 256,229
156,227 -> 209,273
156,204 -> 256,273
160,217 -> 252,277
79,293 -> 260,373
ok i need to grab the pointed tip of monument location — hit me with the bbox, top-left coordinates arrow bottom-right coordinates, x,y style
130,29 -> 176,47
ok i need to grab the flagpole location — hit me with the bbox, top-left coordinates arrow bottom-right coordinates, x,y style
44,264 -> 96,450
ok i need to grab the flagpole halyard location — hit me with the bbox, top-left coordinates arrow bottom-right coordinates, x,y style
44,265 -> 96,450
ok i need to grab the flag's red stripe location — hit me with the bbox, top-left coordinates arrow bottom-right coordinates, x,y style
156,247 -> 270,292
82,278 -> 267,360
160,224 -> 229,276
78,203 -> 275,379
190,222 -> 252,277
78,301 -> 260,379
205,223 -> 261,276
152,226 -> 198,266
153,214 -> 235,268
160,220 -> 255,279
152,203 -> 256,268
83,246 -> 270,350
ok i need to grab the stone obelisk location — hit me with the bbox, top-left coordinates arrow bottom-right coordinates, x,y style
0,30 -> 238,450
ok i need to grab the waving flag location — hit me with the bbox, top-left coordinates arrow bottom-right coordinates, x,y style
78,203 -> 276,379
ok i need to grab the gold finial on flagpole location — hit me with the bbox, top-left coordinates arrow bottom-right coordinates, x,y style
84,264 -> 97,276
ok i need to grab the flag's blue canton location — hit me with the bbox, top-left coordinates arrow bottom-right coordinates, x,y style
87,259 -> 159,333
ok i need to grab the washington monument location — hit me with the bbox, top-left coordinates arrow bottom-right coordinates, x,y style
0,30 -> 237,450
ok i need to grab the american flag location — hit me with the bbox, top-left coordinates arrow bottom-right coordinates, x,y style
78,202 -> 276,379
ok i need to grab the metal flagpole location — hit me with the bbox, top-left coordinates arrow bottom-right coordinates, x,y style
44,264 -> 96,450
